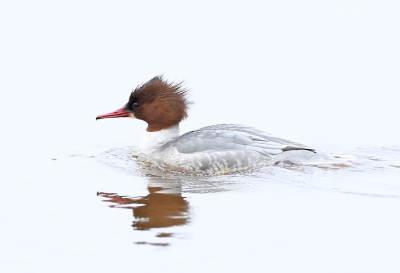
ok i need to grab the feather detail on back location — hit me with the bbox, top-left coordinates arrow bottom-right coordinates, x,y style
153,124 -> 314,174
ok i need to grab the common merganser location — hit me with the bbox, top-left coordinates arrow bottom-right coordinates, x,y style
96,76 -> 315,174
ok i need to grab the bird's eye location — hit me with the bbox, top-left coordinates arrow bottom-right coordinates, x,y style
132,102 -> 139,108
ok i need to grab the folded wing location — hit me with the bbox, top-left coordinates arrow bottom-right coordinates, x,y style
159,124 -> 314,173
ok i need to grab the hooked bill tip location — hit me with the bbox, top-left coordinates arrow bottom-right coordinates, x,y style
96,116 -> 100,120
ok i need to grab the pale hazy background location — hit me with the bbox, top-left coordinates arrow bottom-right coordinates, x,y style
1,0 -> 399,160
1,1 -> 400,272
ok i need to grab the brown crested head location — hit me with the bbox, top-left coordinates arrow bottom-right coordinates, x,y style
126,76 -> 190,132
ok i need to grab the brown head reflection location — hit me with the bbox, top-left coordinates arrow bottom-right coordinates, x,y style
97,185 -> 190,245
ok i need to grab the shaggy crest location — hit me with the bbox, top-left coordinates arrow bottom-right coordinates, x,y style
127,76 -> 190,131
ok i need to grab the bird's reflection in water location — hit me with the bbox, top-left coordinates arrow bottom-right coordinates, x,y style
97,176 -> 190,247
96,155 -> 249,246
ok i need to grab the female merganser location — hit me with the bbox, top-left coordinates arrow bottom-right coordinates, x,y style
97,76 -> 315,174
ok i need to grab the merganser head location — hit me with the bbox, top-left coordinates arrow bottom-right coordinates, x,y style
96,76 -> 189,132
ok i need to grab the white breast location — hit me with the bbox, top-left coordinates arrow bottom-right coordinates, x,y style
136,124 -> 180,154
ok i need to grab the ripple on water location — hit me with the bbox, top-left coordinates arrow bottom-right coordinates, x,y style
92,146 -> 400,246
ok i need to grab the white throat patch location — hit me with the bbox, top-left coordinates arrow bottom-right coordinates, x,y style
137,124 -> 180,154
